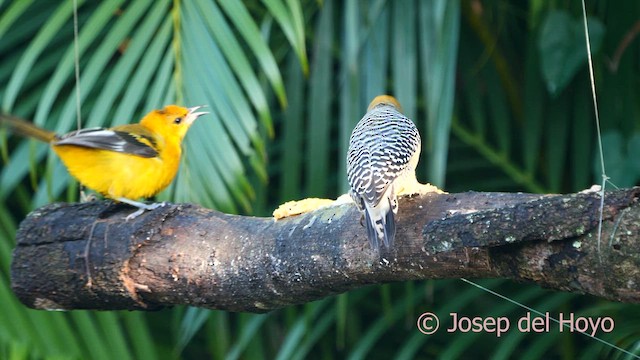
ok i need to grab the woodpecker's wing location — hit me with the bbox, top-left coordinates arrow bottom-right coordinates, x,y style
53,125 -> 159,158
347,105 -> 421,206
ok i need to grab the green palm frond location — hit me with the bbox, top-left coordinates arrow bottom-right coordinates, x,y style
3,0 -> 640,359
0,0 -> 304,213
0,0 -> 303,358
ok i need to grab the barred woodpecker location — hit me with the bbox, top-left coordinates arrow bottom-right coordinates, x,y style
347,95 -> 422,251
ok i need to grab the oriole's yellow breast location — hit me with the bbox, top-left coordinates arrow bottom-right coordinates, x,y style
52,144 -> 180,199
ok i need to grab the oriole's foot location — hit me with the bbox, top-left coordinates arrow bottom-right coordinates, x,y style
116,197 -> 167,221
80,190 -> 98,203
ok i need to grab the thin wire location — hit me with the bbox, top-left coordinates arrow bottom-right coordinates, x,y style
73,0 -> 82,131
459,5 -> 629,357
457,4 -> 631,357
460,279 -> 639,359
73,0 -> 88,201
581,0 -> 607,261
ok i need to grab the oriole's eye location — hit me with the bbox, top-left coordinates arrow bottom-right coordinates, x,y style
174,117 -> 183,124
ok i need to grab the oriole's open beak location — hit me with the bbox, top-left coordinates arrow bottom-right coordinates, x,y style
186,105 -> 209,124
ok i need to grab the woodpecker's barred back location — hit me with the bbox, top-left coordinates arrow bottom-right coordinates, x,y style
347,95 -> 421,251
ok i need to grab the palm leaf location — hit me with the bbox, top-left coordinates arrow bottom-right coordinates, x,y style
0,0 -> 304,358
3,1 -> 640,359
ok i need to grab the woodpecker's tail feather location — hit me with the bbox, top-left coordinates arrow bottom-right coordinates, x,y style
0,115 -> 56,143
364,207 -> 380,251
363,192 -> 397,251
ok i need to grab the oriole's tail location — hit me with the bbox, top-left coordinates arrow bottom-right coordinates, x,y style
0,115 -> 56,142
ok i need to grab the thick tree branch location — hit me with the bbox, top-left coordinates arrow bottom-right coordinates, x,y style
11,188 -> 640,312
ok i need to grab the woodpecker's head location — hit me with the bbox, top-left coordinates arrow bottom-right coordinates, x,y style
367,95 -> 402,113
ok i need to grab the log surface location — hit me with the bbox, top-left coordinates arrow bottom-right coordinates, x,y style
11,188 -> 640,312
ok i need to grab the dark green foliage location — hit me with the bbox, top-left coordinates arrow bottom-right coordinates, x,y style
1,1 -> 640,359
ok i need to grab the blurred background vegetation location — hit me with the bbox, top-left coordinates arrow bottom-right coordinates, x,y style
1,0 -> 640,358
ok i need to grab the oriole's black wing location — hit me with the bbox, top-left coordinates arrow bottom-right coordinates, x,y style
53,126 -> 158,158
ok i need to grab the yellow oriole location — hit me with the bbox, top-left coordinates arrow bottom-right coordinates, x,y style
0,105 -> 207,219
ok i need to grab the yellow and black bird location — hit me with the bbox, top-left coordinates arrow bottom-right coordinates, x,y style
0,105 -> 207,219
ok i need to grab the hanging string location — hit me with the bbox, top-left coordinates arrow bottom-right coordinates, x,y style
581,0 -> 608,264
73,0 -> 82,131
73,0 -> 89,201
457,3 -> 635,358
